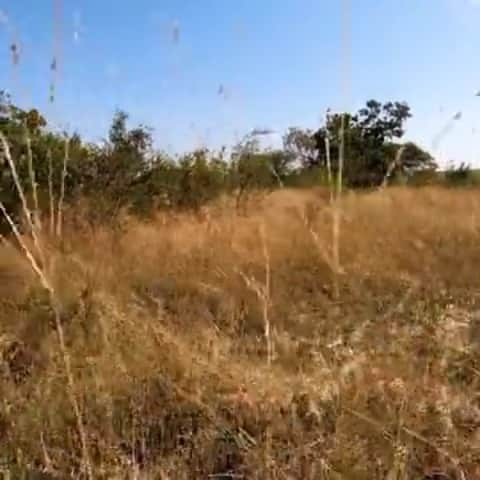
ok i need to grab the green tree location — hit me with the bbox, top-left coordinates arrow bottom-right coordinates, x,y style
283,127 -> 317,168
176,149 -> 226,210
0,91 -> 60,232
291,100 -> 436,187
72,110 -> 155,221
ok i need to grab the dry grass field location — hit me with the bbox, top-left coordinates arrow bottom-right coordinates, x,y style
1,186 -> 480,478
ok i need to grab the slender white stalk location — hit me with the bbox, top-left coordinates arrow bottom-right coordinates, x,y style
25,131 -> 41,230
325,136 -> 333,203
269,164 -> 284,188
0,132 -> 43,262
260,223 -> 272,366
238,227 -> 273,368
56,136 -> 69,237
40,431 -> 54,474
381,145 -> 406,189
240,269 -> 273,367
48,149 -> 55,236
332,0 -> 350,299
325,108 -> 333,202
337,115 -> 345,199
0,135 -> 92,479
0,202 -> 92,480
332,114 -> 345,299
0,201 -> 49,290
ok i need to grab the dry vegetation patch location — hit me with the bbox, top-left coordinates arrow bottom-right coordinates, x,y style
1,187 -> 480,478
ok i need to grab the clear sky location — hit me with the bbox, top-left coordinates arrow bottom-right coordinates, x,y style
0,0 -> 480,166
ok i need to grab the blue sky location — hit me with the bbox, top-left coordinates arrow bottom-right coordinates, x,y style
0,0 -> 480,166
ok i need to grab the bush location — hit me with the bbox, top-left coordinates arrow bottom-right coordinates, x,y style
444,162 -> 478,187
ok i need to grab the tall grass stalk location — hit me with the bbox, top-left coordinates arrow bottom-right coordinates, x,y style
260,223 -> 272,367
381,145 -> 406,189
0,201 -> 46,285
0,136 -> 92,479
25,131 -> 41,231
56,136 -> 69,237
47,148 -> 55,236
238,223 -> 273,366
0,133 -> 43,262
40,431 -> 54,474
332,113 -> 345,299
325,134 -> 333,204
332,0 -> 351,300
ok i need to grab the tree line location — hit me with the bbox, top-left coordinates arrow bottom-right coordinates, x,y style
0,92 -> 441,230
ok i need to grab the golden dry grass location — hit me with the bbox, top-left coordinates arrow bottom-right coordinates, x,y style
1,186 -> 480,478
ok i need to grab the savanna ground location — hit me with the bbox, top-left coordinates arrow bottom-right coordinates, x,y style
1,186 -> 480,479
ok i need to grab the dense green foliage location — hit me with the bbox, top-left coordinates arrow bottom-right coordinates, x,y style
284,100 -> 437,187
0,93 -> 442,230
443,162 -> 480,187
